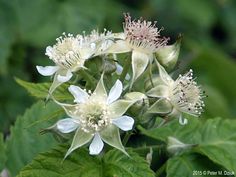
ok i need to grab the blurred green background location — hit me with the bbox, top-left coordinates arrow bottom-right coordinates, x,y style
1,0 -> 236,135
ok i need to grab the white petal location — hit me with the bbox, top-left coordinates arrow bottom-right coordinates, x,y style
36,66 -> 59,76
116,63 -> 130,80
115,63 -> 130,81
125,73 -> 131,81
107,80 -> 123,104
89,133 -> 104,155
56,118 -> 79,133
57,70 -> 73,82
68,85 -> 89,103
45,46 -> 53,58
112,116 -> 134,131
179,115 -> 188,125
115,63 -> 123,75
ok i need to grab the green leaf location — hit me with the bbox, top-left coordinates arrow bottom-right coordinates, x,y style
194,118 -> 236,172
0,133 -> 6,171
15,78 -> 73,101
0,0 -> 16,75
103,148 -> 154,177
202,85 -> 231,119
139,117 -> 200,142
140,118 -> 236,172
175,0 -> 217,29
17,146 -> 155,177
12,0 -> 107,47
190,48 -> 236,117
6,101 -> 64,176
167,154 -> 225,177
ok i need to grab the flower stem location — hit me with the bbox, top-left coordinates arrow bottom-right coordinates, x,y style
122,131 -> 132,146
156,161 -> 167,177
80,69 -> 96,88
119,55 -> 131,83
72,74 -> 80,84
130,144 -> 165,152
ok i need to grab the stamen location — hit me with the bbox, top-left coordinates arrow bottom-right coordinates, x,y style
170,69 -> 205,116
123,13 -> 169,52
45,30 -> 113,71
72,96 -> 111,133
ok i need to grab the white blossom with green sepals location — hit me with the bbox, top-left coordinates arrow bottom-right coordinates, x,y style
36,30 -> 114,99
53,76 -> 144,157
106,13 -> 169,88
147,62 -> 205,125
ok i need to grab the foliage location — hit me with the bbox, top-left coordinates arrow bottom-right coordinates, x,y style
5,101 -> 63,176
140,117 -> 236,173
0,133 -> 6,171
17,146 -> 155,177
15,78 -> 73,101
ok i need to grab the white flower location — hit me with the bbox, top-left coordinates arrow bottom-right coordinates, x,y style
54,76 -> 143,157
36,30 -> 114,99
107,13 -> 169,87
147,63 -> 205,125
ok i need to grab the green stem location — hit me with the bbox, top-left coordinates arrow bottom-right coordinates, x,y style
130,144 -> 165,152
80,69 -> 96,88
122,131 -> 132,146
119,56 -> 131,83
156,161 -> 167,177
72,74 -> 80,84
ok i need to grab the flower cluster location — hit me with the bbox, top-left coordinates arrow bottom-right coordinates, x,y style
37,13 -> 205,157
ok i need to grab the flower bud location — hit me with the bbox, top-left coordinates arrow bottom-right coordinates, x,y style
146,148 -> 153,165
155,35 -> 182,70
40,123 -> 72,143
102,58 -> 117,74
124,92 -> 149,116
144,75 -> 165,91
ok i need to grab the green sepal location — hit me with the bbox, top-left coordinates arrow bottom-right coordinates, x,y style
131,50 -> 150,88
155,35 -> 182,70
65,128 -> 93,159
147,98 -> 173,114
93,73 -> 107,98
100,125 -> 128,156
109,92 -> 144,118
147,85 -> 169,98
